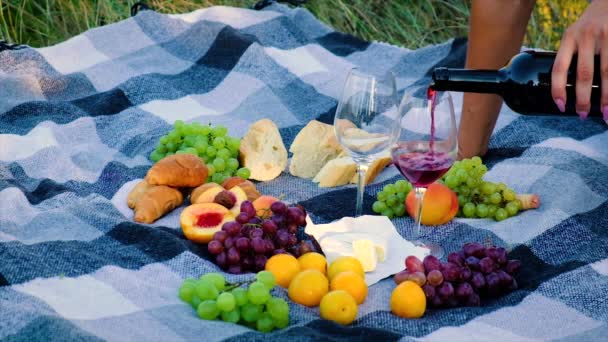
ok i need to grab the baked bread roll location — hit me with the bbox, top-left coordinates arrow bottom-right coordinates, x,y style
312,153 -> 392,188
133,185 -> 183,224
239,119 -> 288,181
289,120 -> 344,179
145,154 -> 208,188
127,179 -> 153,209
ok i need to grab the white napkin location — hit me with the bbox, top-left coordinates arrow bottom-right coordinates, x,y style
305,215 -> 429,285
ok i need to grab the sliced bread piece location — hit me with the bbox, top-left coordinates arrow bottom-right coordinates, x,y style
313,156 -> 358,187
289,120 -> 344,178
239,119 -> 287,181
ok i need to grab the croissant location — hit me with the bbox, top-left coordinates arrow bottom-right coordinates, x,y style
133,185 -> 184,224
127,179 -> 153,209
145,154 -> 208,188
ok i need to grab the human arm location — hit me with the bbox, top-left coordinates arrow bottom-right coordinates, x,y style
458,0 -> 535,159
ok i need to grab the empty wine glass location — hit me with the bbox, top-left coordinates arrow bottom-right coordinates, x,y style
392,90 -> 457,258
334,68 -> 401,217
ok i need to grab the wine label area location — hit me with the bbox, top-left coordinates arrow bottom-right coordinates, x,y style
1,4 -> 608,342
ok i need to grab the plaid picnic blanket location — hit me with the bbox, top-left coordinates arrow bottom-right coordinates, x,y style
1,3 -> 608,341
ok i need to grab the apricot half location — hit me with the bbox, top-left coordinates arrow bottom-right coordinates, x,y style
405,182 -> 458,226
180,203 -> 235,243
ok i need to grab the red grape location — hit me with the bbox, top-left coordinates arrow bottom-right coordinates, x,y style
485,272 -> 501,295
408,271 -> 426,286
455,282 -> 473,298
470,272 -> 486,290
264,239 -> 275,254
270,201 -> 287,215
479,257 -> 496,274
249,217 -> 263,225
505,260 -> 521,275
465,293 -> 481,307
271,214 -> 286,227
208,240 -> 223,255
286,207 -> 304,225
427,269 -> 444,286
227,247 -> 240,265
240,200 -> 256,218
460,267 -> 472,282
261,220 -> 278,235
438,282 -> 454,299
430,295 -> 443,308
236,212 -> 250,224
287,223 -> 298,234
273,248 -> 287,255
298,241 -> 313,255
445,296 -> 459,308
422,284 -> 436,300
423,255 -> 441,272
463,242 -> 484,258
251,237 -> 266,254
441,262 -> 461,282
235,237 -> 250,252
216,252 -> 227,269
242,255 -> 254,271
287,234 -> 298,247
496,247 -> 508,265
496,270 -> 513,286
249,228 -> 263,239
212,231 -> 228,244
405,256 -> 425,273
227,264 -> 242,274
393,270 -> 410,285
276,230 -> 290,247
447,252 -> 464,266
224,237 -> 235,249
223,221 -> 241,236
465,256 -> 481,271
254,254 -> 268,271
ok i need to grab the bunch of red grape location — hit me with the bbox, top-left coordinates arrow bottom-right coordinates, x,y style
394,242 -> 521,308
207,200 -> 313,274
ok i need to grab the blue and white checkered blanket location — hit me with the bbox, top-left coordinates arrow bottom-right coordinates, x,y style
1,3 -> 607,341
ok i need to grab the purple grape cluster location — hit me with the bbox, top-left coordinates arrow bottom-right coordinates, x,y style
394,242 -> 521,308
207,200 -> 311,274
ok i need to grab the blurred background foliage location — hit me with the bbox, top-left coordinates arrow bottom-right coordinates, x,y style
0,0 -> 588,50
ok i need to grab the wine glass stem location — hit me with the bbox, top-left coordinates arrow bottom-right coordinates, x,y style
413,187 -> 427,241
355,163 -> 369,217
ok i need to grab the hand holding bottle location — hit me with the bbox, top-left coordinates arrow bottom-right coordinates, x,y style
552,0 -> 608,121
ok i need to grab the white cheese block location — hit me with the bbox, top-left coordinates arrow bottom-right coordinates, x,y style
352,239 -> 377,272
319,233 -> 388,269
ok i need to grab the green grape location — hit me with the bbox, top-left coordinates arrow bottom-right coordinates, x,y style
495,208 -> 508,221
211,172 -> 224,184
216,292 -> 236,312
197,300 -> 220,320
241,304 -> 262,323
478,164 -> 488,174
487,205 -> 498,217
383,184 -> 397,194
217,148 -> 231,160
497,182 -> 507,192
372,201 -> 388,213
184,136 -> 197,147
266,297 -> 289,321
386,194 -> 398,207
457,195 -> 469,206
166,142 -> 177,152
503,189 -> 516,201
236,168 -> 251,179
183,277 -> 198,286
195,280 -> 219,300
211,126 -> 228,137
471,156 -> 482,166
466,177 -> 478,188
481,182 -> 496,195
476,203 -> 489,218
394,203 -> 406,217
458,186 -> 471,196
184,147 -> 198,155
159,135 -> 170,144
227,158 -> 239,171
397,191 -> 406,202
221,308 -> 240,323
184,125 -> 196,136
256,271 -> 276,290
256,312 -> 274,333
190,295 -> 202,309
155,144 -> 167,154
489,192 -> 502,204
513,199 -> 523,210
444,175 -> 459,189
178,282 -> 196,303
212,137 -> 226,149
247,281 -> 270,305
195,141 -> 209,154
376,191 -> 388,201
165,152 -> 175,157
395,180 -> 409,192
462,202 -> 476,218
200,125 -> 211,136
174,120 -> 185,130
456,169 -> 468,181
167,131 -> 180,142
232,287 -> 248,306
274,315 -> 289,329
206,146 -> 217,158
505,201 -> 519,216
213,158 -> 226,172
150,151 -> 163,162
205,164 -> 215,177
227,137 -> 240,151
381,208 -> 395,219
179,143 -> 189,151
199,273 -> 226,291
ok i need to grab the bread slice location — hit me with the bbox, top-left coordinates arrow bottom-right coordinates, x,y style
313,156 -> 357,187
239,119 -> 287,181
349,154 -> 392,185
289,120 -> 344,179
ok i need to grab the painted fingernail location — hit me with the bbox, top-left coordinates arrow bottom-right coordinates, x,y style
603,106 -> 608,121
555,98 -> 565,113
578,111 -> 589,120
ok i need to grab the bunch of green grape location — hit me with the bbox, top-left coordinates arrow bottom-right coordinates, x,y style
441,157 -> 522,221
178,271 -> 289,332
150,120 -> 251,184
371,179 -> 413,219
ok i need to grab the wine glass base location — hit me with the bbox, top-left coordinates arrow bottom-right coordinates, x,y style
413,241 -> 444,259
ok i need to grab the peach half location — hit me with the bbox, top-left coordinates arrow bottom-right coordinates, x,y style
252,195 -> 279,219
180,203 -> 235,243
406,182 -> 458,226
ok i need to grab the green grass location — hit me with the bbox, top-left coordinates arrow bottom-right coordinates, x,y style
0,0 -> 580,50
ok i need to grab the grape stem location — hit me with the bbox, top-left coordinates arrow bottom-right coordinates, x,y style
223,281 -> 253,292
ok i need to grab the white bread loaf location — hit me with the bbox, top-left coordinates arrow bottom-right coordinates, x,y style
239,119 -> 287,181
289,120 -> 344,178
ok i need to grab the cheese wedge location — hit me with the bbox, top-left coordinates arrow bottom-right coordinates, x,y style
319,233 -> 388,270
352,239 -> 377,272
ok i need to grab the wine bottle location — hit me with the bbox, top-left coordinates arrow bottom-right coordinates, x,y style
430,51 -> 601,117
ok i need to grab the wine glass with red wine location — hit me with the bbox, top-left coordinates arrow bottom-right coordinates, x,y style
334,68 -> 401,217
393,89 -> 457,258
